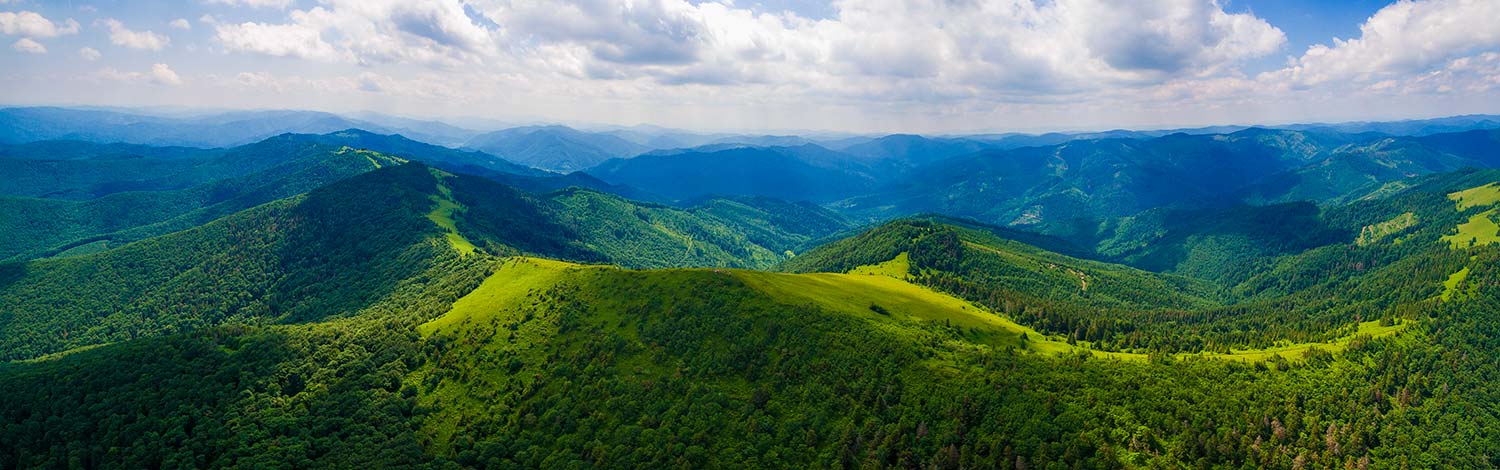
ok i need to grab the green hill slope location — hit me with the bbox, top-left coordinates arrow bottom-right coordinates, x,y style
0,162 -> 852,360
545,189 -> 850,269
0,163 -> 598,361
0,146 -> 404,261
6,243 -> 1496,468
5,164 -> 1500,468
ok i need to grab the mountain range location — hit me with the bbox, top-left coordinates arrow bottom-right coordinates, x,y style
4,108 -> 1500,467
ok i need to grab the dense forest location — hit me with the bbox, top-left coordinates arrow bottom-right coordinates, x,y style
5,229 -> 1499,468
3,125 -> 1500,468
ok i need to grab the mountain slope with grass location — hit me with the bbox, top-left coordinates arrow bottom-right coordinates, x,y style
0,163 -> 599,361
5,120 -> 1500,469
6,223 -> 1498,467
0,161 -> 856,359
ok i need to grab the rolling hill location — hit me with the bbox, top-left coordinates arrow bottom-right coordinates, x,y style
280,129 -> 547,177
5,193 -> 1497,467
0,163 -> 603,361
0,146 -> 403,261
840,128 -> 1500,241
6,114 -> 1500,468
0,161 -> 853,358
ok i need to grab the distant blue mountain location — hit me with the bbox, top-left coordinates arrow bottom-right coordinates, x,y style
1282,114 -> 1500,136
0,107 -> 476,148
463,125 -> 651,172
587,145 -> 874,203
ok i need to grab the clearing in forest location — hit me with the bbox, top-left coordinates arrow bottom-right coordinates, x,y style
1443,209 -> 1500,249
1449,182 -> 1500,210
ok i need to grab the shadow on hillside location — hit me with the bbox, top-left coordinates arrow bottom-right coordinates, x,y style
0,262 -> 26,292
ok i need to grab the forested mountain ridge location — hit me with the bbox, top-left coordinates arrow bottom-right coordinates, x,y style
279,128 -> 549,177
5,199 -> 1499,467
790,167 -> 1500,354
4,110 -> 1500,468
836,128 -> 1500,242
0,163 -> 601,361
0,161 -> 853,360
0,143 -> 401,261
587,145 -> 878,203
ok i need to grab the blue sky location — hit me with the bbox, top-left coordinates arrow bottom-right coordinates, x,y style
2,0 -> 1497,133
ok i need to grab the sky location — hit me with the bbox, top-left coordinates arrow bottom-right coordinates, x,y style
0,0 -> 1497,134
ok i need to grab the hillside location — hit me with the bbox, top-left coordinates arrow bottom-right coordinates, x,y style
544,189 -> 851,269
838,129 -> 1500,240
4,111 -> 1500,469
786,192 -> 1491,355
281,129 -> 547,177
0,163 -> 601,360
6,231 -> 1498,467
0,144 -> 401,261
1093,202 -> 1347,285
0,160 -> 861,358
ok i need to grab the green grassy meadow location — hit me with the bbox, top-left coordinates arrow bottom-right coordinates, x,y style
1449,182 -> 1500,210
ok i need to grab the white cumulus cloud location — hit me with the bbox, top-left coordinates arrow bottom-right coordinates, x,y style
469,0 -> 1285,94
11,37 -> 45,54
102,18 -> 171,50
205,0 -> 296,8
1266,0 -> 1500,87
79,46 -> 100,61
215,0 -> 498,66
215,20 -> 340,61
0,10 -> 79,37
97,63 -> 184,86
170,18 -> 191,30
151,63 -> 183,85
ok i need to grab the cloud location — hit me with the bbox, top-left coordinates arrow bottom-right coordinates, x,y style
1073,0 -> 1285,76
11,37 -> 44,54
170,18 -> 191,30
97,63 -> 184,86
215,21 -> 340,60
102,19 -> 170,50
19,0 -> 1496,134
79,46 -> 100,61
151,63 -> 183,85
0,10 -> 80,37
202,0 -> 1285,94
470,0 -> 1284,92
214,0 -> 498,65
204,0 -> 296,8
1266,0 -> 1500,87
